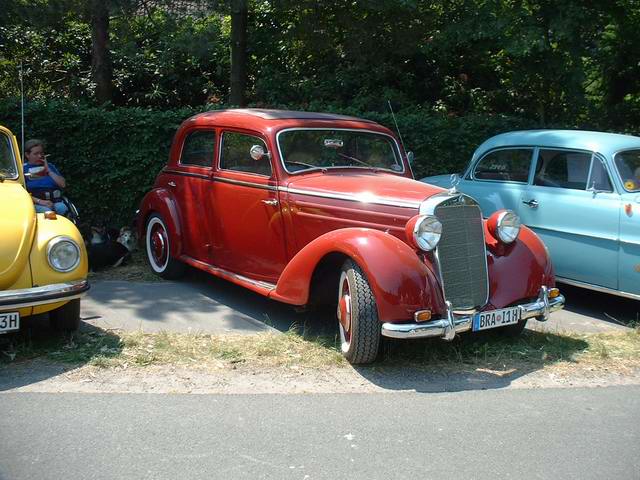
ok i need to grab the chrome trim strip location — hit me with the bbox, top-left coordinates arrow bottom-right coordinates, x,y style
556,277 -> 640,301
419,191 -> 481,215
184,256 -> 276,291
213,176 -> 278,191
381,287 -> 565,339
530,225 -> 619,243
295,210 -> 405,233
275,127 -> 406,175
0,280 -> 90,310
163,168 -> 209,180
293,200 -> 412,223
281,186 -> 421,209
620,238 -> 640,247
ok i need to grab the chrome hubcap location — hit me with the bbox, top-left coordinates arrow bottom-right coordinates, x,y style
337,274 -> 352,350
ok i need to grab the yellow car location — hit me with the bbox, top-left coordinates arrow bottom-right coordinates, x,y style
0,125 -> 89,333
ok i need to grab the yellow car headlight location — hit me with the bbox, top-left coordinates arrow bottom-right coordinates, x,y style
47,236 -> 81,272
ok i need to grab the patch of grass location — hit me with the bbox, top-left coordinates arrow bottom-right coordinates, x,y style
2,327 -> 639,373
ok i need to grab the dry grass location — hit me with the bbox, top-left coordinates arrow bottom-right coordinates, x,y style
3,326 -> 639,375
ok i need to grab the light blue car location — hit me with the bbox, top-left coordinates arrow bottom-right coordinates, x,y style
422,130 -> 640,300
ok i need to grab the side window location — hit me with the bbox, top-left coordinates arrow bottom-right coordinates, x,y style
0,134 -> 17,178
473,149 -> 533,183
534,149 -> 592,190
180,130 -> 216,167
588,157 -> 613,192
220,132 -> 272,176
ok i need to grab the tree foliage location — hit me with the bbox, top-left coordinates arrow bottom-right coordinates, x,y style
1,0 -> 639,127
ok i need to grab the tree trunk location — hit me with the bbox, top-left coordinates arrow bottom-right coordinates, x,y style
229,0 -> 248,106
91,0 -> 113,104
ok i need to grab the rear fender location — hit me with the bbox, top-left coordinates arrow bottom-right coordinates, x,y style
137,188 -> 183,257
270,228 -> 445,322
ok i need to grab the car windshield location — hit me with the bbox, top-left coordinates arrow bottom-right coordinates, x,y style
614,149 -> 640,192
0,133 -> 18,179
278,129 -> 403,173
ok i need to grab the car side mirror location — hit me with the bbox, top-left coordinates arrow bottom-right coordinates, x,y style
406,151 -> 414,165
250,144 -> 270,161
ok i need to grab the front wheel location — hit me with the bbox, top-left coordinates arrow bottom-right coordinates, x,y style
49,299 -> 81,332
336,259 -> 381,364
145,213 -> 186,280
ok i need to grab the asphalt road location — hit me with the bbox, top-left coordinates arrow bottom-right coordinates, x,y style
79,271 -> 639,336
1,386 -> 639,480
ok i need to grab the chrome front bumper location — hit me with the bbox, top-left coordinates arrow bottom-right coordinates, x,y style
381,286 -> 565,340
0,280 -> 90,310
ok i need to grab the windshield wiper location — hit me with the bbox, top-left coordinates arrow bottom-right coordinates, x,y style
337,152 -> 371,168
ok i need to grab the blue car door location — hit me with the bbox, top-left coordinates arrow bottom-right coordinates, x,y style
619,192 -> 640,296
519,148 -> 620,289
460,147 -> 535,216
614,149 -> 640,297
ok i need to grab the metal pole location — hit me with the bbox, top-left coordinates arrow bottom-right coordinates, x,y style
19,62 -> 25,157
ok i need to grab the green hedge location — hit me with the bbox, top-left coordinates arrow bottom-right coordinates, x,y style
0,99 -> 539,226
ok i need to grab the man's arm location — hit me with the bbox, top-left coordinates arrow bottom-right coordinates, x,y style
44,160 -> 66,188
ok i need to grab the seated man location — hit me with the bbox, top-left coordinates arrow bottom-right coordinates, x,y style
23,139 -> 69,215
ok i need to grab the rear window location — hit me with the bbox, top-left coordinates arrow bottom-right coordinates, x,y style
614,149 -> 640,192
534,150 -> 593,190
180,130 -> 215,167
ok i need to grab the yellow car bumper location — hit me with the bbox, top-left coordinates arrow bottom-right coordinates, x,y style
0,280 -> 89,311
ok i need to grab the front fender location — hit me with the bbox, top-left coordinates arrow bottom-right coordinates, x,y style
270,228 -> 446,323
486,224 -> 556,308
137,188 -> 183,257
29,213 -> 88,286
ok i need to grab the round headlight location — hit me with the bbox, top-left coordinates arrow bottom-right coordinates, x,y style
47,237 -> 81,272
413,215 -> 442,251
496,210 -> 521,243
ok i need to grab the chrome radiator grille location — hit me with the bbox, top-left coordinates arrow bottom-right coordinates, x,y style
434,203 -> 488,310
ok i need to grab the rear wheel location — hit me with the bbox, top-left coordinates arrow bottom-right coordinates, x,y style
49,299 -> 81,332
337,259 -> 381,364
145,213 -> 186,280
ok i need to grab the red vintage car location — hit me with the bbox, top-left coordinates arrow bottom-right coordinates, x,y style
137,109 -> 565,364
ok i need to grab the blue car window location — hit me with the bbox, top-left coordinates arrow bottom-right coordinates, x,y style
588,157 -> 613,192
534,149 -> 591,190
473,148 -> 532,183
614,150 -> 640,192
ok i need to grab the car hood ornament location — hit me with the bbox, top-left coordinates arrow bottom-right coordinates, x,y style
449,173 -> 460,194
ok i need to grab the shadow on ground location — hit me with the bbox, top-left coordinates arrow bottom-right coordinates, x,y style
559,283 -> 640,326
349,330 -> 591,393
0,314 -> 122,391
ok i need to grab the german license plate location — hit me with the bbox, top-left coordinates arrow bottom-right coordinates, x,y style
0,312 -> 20,334
473,307 -> 521,331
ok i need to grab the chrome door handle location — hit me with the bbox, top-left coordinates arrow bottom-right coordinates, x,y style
261,198 -> 278,206
168,181 -> 176,187
522,199 -> 538,208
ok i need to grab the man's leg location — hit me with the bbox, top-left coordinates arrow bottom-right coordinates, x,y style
53,201 -> 69,216
34,204 -> 49,213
